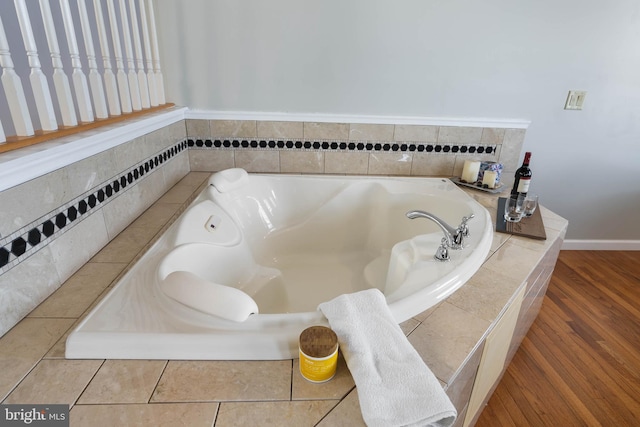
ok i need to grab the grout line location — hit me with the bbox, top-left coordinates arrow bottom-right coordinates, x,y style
147,360 -> 170,405
71,359 -> 107,409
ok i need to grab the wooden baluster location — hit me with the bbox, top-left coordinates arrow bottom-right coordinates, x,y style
93,0 -> 121,116
77,0 -> 108,119
0,14 -> 34,137
106,0 -> 132,113
60,0 -> 94,123
117,0 -> 141,111
39,0 -> 78,127
146,0 -> 164,104
14,0 -> 58,131
128,0 -> 150,109
138,0 -> 157,106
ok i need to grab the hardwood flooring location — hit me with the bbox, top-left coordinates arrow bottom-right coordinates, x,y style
475,250 -> 640,427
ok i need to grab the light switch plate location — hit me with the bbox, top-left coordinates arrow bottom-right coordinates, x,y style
564,90 -> 587,110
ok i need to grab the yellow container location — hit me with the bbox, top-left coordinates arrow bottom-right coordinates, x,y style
299,326 -> 339,383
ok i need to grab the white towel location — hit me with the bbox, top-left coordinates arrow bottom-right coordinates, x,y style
318,289 -> 457,427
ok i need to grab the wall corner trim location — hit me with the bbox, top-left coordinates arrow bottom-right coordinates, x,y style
185,109 -> 531,129
0,107 -> 188,193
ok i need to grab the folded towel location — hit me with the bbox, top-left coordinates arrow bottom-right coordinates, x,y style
318,289 -> 457,427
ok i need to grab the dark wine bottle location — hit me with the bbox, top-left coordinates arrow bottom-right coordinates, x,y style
510,152 -> 532,197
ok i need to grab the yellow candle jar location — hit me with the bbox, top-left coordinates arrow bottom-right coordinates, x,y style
299,326 -> 339,383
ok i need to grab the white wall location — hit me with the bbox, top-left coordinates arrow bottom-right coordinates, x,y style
155,0 -> 640,242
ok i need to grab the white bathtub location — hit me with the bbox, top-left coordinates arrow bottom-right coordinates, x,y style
66,169 -> 493,360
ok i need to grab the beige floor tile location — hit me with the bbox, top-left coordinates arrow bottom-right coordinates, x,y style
400,318 -> 420,335
151,360 -> 291,402
176,171 -> 210,188
43,320 -> 79,359
3,359 -> 103,405
447,266 -> 519,323
70,402 -> 218,427
292,353 -> 354,400
91,226 -> 160,263
316,388 -> 366,427
28,262 -> 127,318
77,360 -> 167,404
44,279 -> 119,360
128,202 -> 182,231
408,302 -> 490,384
216,400 -> 338,427
156,183 -> 199,204
0,318 -> 75,400
410,301 -> 441,323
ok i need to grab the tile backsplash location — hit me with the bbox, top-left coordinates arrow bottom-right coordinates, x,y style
0,116 -> 526,337
185,119 -> 526,177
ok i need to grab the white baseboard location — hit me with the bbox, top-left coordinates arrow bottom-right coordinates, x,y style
562,240 -> 640,251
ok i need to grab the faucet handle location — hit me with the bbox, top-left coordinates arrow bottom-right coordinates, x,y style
434,237 -> 450,261
459,214 -> 475,237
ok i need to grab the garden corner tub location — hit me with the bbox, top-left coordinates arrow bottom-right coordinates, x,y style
66,168 -> 493,360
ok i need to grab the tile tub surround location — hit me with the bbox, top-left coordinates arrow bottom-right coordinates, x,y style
0,121 -> 189,337
0,115 -> 526,339
185,119 -> 527,177
0,172 -> 567,426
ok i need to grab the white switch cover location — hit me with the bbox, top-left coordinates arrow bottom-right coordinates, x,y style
564,90 -> 587,110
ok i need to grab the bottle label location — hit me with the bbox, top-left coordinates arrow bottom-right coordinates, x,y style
517,178 -> 531,193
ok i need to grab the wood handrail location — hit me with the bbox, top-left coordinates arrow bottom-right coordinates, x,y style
0,103 -> 174,154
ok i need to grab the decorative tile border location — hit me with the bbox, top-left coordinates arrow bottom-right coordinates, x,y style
187,138 -> 498,155
0,141 -> 188,274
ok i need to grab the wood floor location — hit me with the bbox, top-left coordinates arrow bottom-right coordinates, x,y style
475,250 -> 640,427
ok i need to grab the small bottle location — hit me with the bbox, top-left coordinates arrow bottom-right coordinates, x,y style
511,152 -> 532,197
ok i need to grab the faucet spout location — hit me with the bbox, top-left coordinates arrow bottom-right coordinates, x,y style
406,210 -> 462,249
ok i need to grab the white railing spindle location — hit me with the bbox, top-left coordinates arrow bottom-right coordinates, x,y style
39,0 -> 78,127
0,14 -> 34,137
93,0 -> 121,116
128,0 -> 150,108
1,0 -> 166,148
146,0 -> 164,104
60,0 -> 94,123
77,0 -> 108,119
138,0 -> 157,106
14,0 -> 58,131
106,0 -> 132,113
118,0 -> 141,111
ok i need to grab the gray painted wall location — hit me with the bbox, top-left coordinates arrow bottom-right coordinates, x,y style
155,0 -> 640,242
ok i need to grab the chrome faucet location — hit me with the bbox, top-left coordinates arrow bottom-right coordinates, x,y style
406,211 -> 475,261
406,210 -> 464,249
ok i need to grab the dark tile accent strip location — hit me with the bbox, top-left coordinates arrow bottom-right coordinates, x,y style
186,138 -> 496,155
0,140 -> 188,272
